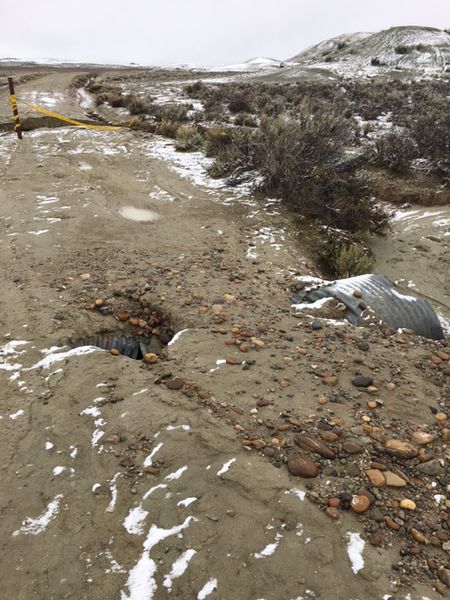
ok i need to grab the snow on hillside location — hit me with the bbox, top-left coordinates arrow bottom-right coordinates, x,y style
287,26 -> 450,78
209,57 -> 286,72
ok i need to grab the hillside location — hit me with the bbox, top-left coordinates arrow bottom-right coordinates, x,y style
287,26 -> 450,77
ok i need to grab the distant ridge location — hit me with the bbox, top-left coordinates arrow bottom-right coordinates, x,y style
288,26 -> 450,76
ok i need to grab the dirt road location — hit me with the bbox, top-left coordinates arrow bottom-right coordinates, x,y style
0,70 -> 448,600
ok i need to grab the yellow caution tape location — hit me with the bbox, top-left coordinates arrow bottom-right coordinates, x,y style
21,101 -> 123,131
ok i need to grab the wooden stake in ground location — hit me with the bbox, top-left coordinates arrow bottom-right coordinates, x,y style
7,77 -> 23,140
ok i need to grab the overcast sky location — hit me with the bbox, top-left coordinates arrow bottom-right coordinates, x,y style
0,0 -> 448,66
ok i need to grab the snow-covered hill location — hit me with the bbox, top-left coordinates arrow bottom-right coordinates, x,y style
210,56 -> 287,72
288,26 -> 450,77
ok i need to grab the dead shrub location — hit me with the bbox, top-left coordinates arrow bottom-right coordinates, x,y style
175,125 -> 204,151
204,126 -> 234,157
373,132 -> 418,173
156,120 -> 180,138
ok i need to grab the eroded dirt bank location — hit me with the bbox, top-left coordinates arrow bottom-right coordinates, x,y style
0,70 -> 449,600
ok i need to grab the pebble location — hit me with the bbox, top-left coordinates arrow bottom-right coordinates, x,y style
434,581 -> 448,596
411,431 -> 434,445
385,382 -> 396,391
351,495 -> 370,513
366,469 -> 386,487
327,498 -> 341,508
384,439 -> 418,459
320,431 -> 339,443
165,378 -> 184,390
411,528 -> 428,544
294,434 -> 336,459
343,441 -> 364,454
256,398 -> 270,407
400,499 -> 416,511
416,459 -> 443,476
438,567 -> 450,588
384,471 -> 407,487
436,412 -> 448,422
287,458 -> 319,478
111,348 -> 120,356
384,516 -> 400,530
325,506 -> 340,520
352,375 -> 373,388
143,353 -> 159,364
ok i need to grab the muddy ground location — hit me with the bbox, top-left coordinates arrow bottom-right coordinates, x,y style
0,69 -> 449,600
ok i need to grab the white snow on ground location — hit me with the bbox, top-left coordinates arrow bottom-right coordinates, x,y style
106,472 -> 121,513
345,532 -> 365,574
177,497 -> 197,507
253,532 -> 283,559
163,549 -> 197,591
124,506 -> 149,535
165,466 -> 188,481
29,345 -> 99,370
216,458 -> 236,476
121,516 -> 196,600
167,329 -> 190,346
197,578 -> 218,599
9,409 -> 25,419
285,488 -> 306,501
12,495 -> 63,536
143,442 -> 163,467
144,137 -> 255,203
166,424 -> 190,431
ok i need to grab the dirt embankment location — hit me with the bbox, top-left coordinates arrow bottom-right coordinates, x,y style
0,69 -> 449,600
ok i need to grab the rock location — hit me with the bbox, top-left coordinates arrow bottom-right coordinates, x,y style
358,341 -> 369,351
287,458 -> 319,478
351,495 -> 370,513
366,469 -> 386,487
343,441 -> 364,454
116,311 -> 129,321
327,498 -> 341,508
165,378 -> 184,390
384,439 -> 418,459
384,516 -> 400,530
256,398 -> 270,407
103,434 -> 121,445
416,459 -> 443,476
347,463 -> 360,477
385,382 -> 396,391
384,471 -> 407,487
80,273 -> 91,280
322,375 -> 338,386
320,431 -> 339,443
110,348 -> 120,356
411,431 -> 434,446
434,581 -> 448,596
411,528 -> 429,544
143,353 -> 159,364
438,567 -> 450,587
400,499 -> 416,510
352,375 -> 373,388
294,434 -> 335,459
443,429 -> 450,442
325,506 -> 340,520
369,531 -> 383,547
436,412 -> 448,422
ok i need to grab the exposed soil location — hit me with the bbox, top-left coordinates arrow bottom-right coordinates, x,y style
0,69 -> 449,600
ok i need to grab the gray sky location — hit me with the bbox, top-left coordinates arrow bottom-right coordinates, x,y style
0,0 -> 448,66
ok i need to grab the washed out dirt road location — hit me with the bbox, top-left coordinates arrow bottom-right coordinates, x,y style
0,70 -> 448,600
